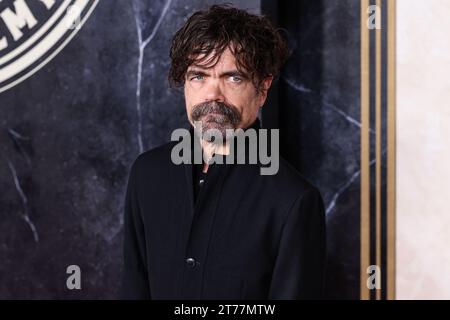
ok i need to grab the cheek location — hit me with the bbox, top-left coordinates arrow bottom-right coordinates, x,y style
184,98 -> 194,121
244,94 -> 261,110
185,86 -> 204,107
236,101 -> 258,123
184,88 -> 195,109
231,88 -> 257,108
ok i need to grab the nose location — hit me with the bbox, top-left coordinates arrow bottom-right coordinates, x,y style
204,79 -> 225,102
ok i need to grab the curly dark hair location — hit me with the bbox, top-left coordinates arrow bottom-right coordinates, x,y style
168,4 -> 291,92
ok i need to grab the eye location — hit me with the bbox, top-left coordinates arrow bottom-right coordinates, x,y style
230,76 -> 242,83
191,75 -> 204,81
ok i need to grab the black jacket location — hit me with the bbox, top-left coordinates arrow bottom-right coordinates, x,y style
121,121 -> 326,300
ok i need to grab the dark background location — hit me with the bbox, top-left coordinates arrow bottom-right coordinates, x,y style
0,0 -> 362,299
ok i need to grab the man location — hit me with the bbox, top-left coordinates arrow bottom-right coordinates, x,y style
121,4 -> 326,300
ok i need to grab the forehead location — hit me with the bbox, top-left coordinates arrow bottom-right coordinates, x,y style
188,46 -> 238,71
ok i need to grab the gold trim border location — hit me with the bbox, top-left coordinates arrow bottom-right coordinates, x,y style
375,0 -> 382,301
386,0 -> 396,301
360,0 -> 371,301
360,0 -> 396,300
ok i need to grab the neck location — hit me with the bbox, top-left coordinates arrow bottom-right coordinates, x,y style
200,139 -> 230,172
192,118 -> 261,172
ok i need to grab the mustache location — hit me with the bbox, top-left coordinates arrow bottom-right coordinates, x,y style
191,101 -> 241,125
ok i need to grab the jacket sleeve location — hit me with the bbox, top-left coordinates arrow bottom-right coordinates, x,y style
268,187 -> 326,299
120,157 -> 151,299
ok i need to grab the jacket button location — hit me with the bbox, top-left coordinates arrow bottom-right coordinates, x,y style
186,257 -> 197,268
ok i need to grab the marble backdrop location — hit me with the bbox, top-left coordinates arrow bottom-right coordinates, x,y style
0,0 -> 258,299
0,0 -> 365,299
267,0 -> 363,299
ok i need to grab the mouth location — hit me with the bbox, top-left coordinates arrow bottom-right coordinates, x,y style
191,103 -> 240,127
201,112 -> 227,119
199,114 -> 233,126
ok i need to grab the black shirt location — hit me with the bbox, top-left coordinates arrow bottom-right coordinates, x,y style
192,161 -> 207,204
191,118 -> 262,204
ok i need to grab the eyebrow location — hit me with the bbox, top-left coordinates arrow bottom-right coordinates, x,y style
185,68 -> 249,79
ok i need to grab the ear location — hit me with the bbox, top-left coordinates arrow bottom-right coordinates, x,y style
258,75 -> 274,107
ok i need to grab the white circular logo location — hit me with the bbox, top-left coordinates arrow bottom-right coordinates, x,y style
0,0 -> 98,93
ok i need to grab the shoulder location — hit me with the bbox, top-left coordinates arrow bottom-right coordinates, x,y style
135,141 -> 178,165
270,158 -> 325,224
127,141 -> 179,184
134,141 -> 178,167
268,156 -> 318,189
255,156 -> 323,205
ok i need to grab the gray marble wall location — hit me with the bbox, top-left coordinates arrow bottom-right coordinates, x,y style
264,0 -> 362,299
0,0 -> 258,299
0,0 -> 362,299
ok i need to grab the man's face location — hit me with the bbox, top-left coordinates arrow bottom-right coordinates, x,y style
184,46 -> 272,140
